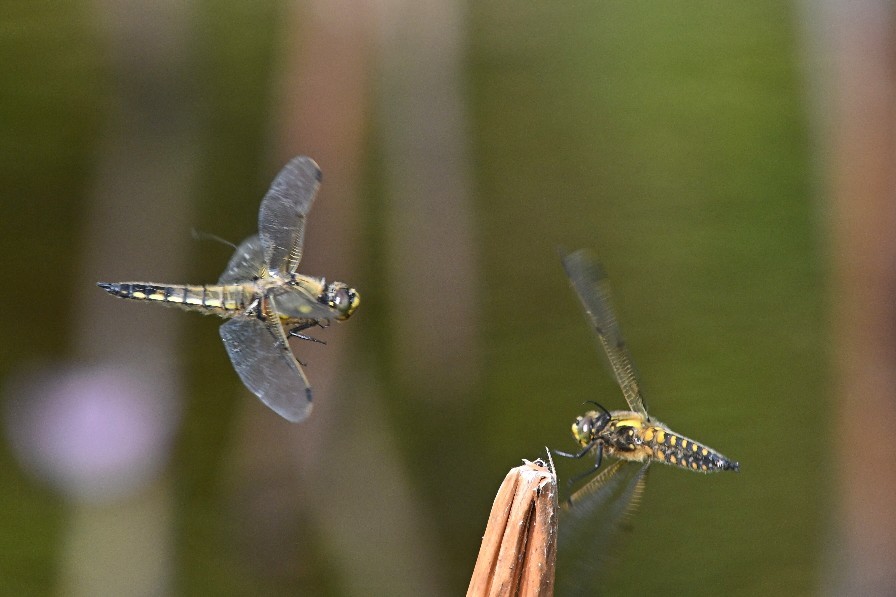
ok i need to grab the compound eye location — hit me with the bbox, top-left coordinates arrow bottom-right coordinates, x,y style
572,416 -> 595,444
327,285 -> 359,318
332,288 -> 350,311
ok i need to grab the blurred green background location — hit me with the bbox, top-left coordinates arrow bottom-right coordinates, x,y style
0,2 -> 829,596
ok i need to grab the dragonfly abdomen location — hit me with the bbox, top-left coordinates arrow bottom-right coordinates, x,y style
642,425 -> 738,473
97,282 -> 254,316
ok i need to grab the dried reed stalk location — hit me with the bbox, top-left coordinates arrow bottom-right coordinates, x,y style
467,460 -> 558,597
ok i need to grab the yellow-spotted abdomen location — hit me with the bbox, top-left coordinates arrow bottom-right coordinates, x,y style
641,424 -> 738,472
572,409 -> 739,474
97,282 -> 253,317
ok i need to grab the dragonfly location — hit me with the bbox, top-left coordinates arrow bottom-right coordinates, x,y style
553,249 -> 738,588
98,156 -> 359,423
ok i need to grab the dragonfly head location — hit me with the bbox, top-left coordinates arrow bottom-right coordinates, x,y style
571,407 -> 612,446
323,282 -> 360,320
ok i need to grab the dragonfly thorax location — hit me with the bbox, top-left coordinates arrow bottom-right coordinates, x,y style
260,275 -> 359,323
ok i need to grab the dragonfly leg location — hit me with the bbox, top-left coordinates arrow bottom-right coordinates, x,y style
552,442 -> 597,460
288,321 -> 327,345
558,443 -> 604,489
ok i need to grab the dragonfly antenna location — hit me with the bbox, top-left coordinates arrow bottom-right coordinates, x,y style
583,400 -> 610,417
190,228 -> 237,249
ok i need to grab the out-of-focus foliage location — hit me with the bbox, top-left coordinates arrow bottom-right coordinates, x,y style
0,1 -> 824,595
0,4 -> 103,592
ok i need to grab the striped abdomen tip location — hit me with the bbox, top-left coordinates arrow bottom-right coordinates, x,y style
97,282 -> 134,298
97,282 -> 140,299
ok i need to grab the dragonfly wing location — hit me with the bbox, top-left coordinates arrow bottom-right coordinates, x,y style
219,311 -> 313,423
258,156 -> 322,277
562,249 -> 648,416
218,234 -> 267,283
557,460 -> 650,592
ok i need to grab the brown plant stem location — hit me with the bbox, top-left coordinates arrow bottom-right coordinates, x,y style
468,460 -> 558,597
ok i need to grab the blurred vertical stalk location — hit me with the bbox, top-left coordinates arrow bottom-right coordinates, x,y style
374,0 -> 480,404
62,1 -> 199,594
226,1 -> 446,594
805,2 -> 896,595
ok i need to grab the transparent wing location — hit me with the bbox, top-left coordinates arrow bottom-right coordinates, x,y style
557,461 -> 650,593
218,235 -> 267,283
562,249 -> 648,416
219,309 -> 313,423
258,156 -> 322,277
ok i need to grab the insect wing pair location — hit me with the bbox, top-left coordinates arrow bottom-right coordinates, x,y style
99,157 -> 359,422
555,250 -> 738,585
